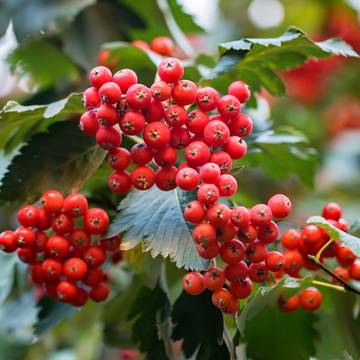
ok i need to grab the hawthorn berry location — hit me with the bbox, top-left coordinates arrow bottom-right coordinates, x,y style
120,111 -> 146,135
199,163 -> 221,184
63,193 -> 88,217
14,227 -> 35,249
265,251 -> 285,272
96,103 -> 119,126
183,201 -> 207,224
237,223 -> 258,243
203,120 -> 230,146
196,241 -> 220,259
281,228 -> 301,249
101,235 -> 121,252
229,278 -> 253,299
322,202 -> 342,221
155,166 -> 177,191
268,194 -> 292,219
212,288 -> 234,312
169,126 -> 191,149
165,105 -> 187,127
217,95 -> 241,118
157,57 -> 184,83
84,246 -> 106,267
197,184 -> 220,205
42,258 -> 63,281
84,208 -> 109,234
284,250 -> 303,276
154,146 -> 177,167
250,204 -> 272,226
96,126 -> 122,150
80,110 -> 99,135
108,171 -> 132,194
0,231 -> 17,253
130,143 -> 153,165
113,69 -> 138,92
349,261 -> 360,280
41,190 -> 64,213
99,81 -> 122,104
217,174 -> 237,197
83,87 -> 100,109
228,113 -> 253,138
224,261 -> 248,283
257,221 -> 279,244
245,240 -> 267,263
278,294 -> 299,312
207,203 -> 231,227
83,267 -> 104,287
230,206 -> 250,228
64,258 -> 88,281
144,99 -> 164,122
70,229 -> 91,249
126,84 -> 151,110
196,87 -> 219,112
89,66 -> 112,88
51,213 -> 74,236
193,222 -> 217,244
57,281 -> 78,303
131,165 -> 155,190
151,36 -> 174,56
228,80 -> 250,103
185,141 -> 211,166
249,262 -> 269,283
182,272 -> 205,295
224,136 -> 247,159
299,287 -> 322,311
301,225 -> 323,247
176,167 -> 200,191
151,81 -> 172,101
187,110 -> 209,135
219,239 -> 245,264
210,151 -> 233,174
143,122 -> 171,149
172,80 -> 197,106
17,248 -> 37,263
108,147 -> 131,171
203,267 -> 225,291
17,205 -> 39,228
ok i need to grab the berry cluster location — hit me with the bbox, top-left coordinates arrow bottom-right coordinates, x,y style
182,194 -> 292,314
0,191 -> 121,306
80,56 -> 252,196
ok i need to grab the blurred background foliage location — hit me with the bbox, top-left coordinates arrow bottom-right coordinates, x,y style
0,0 -> 359,359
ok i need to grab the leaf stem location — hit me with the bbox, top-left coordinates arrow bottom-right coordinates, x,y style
315,238 -> 333,262
311,279 -> 346,293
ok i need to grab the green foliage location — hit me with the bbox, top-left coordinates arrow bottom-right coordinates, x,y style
107,186 -> 207,270
172,290 -> 230,360
307,216 -> 360,256
0,253 -> 18,303
0,121 -> 105,204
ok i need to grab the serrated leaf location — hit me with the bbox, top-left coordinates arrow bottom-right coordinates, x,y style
7,39 -> 79,89
236,275 -> 313,334
307,216 -> 360,257
0,92 -> 83,152
172,290 -> 230,360
0,121 -> 105,204
107,186 -> 207,270
0,253 -> 18,304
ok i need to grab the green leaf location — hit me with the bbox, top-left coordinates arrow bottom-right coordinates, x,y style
236,275 -> 312,334
349,218 -> 360,238
0,253 -> 18,304
172,290 -> 230,360
107,186 -> 207,270
307,216 -> 360,257
0,92 -> 83,152
206,27 -> 359,102
0,121 -> 105,204
243,307 -> 318,360
7,39 -> 79,89
128,283 -> 170,360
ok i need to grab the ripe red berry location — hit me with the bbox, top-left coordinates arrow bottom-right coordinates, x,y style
230,206 -> 250,228
155,166 -> 177,191
96,126 -> 122,150
268,194 -> 292,219
132,40 -> 150,51
170,126 -> 191,149
42,259 -> 63,281
30,263 -> 44,284
96,103 -> 118,126
46,235 -> 70,259
299,287 -> 322,311
265,251 -> 285,272
203,120 -> 230,146
182,272 -> 205,295
33,231 -> 48,251
72,287 -> 89,307
224,136 -> 247,159
108,171 -> 132,194
84,208 -> 109,234
197,184 -> 220,205
17,205 -> 39,228
126,84 -> 151,109
41,190 -> 64,213
14,227 -> 36,249
193,222 -> 217,244
224,261 -> 248,283
63,193 -> 88,217
217,95 -> 241,118
185,141 -> 211,166
281,228 -> 301,249
250,204 -> 272,226
144,99 -> 164,122
337,218 -> 349,232
284,250 -> 303,275
80,110 -> 99,135
207,203 -> 231,227
100,235 -> 121,252
183,200 -> 207,224
0,230 -> 17,253
333,267 -> 350,283
196,241 -> 220,259
278,294 -> 299,312
120,111 -> 146,135
51,213 -> 74,236
83,87 -> 100,109
187,110 -> 209,135
89,282 -> 110,302
131,165 -> 155,190
172,80 -> 197,106
349,261 -> 360,280
220,239 -> 245,264
99,81 -> 122,104
212,288 -> 234,312
143,122 -> 171,149
203,267 -> 225,291
57,281 -> 78,303
199,163 -> 221,184
70,229 -> 91,249
322,202 -> 342,221
210,151 -> 232,174
229,278 -> 253,299
113,69 -> 138,92
335,245 -> 356,267
108,147 -> 131,171
228,81 -> 250,103
249,262 -> 269,283
151,36 -> 174,56
157,57 -> 184,83
83,267 -> 104,287
301,225 -> 323,247
245,240 -> 267,263
154,146 -> 177,167
64,258 -> 88,281
237,223 -> 257,243
89,66 -> 112,88
176,167 -> 200,191
196,87 -> 219,112
217,174 -> 237,197
257,221 -> 279,244
228,113 -> 253,137
131,143 -> 153,165
84,246 -> 106,267
164,105 -> 188,127
151,81 -> 172,101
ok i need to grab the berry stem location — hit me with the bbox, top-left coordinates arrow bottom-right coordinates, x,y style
315,238 -> 333,263
311,279 -> 346,293
308,255 -> 360,296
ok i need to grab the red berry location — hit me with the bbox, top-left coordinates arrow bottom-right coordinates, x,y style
238,223 -> 257,243
278,294 -> 299,312
89,66 -> 112,88
96,126 -> 122,150
203,267 -> 225,291
151,36 -> 174,56
96,103 -> 118,126
64,258 -> 88,281
0,230 -> 17,253
108,147 -> 131,171
212,288 -> 234,312
268,194 -> 292,219
299,287 -> 322,311
101,235 -> 121,252
17,205 -> 39,228
17,248 -> 36,263
157,58 -> 184,83
265,251 -> 285,272
83,267 -> 104,287
14,227 -> 36,248
186,110 -> 208,135
108,171 -> 132,194
224,261 -> 248,283
197,184 -> 220,205
228,113 -> 253,137
185,141 -> 211,166
322,202 -> 342,221
196,86 -> 219,112
30,263 -> 44,284
120,111 -> 145,135
217,174 -> 237,197
257,221 -> 279,244
126,84 -> 151,109
210,151 -> 232,174
143,122 -> 171,149
41,190 -> 64,213
63,193 -> 88,217
250,204 -> 272,226
333,267 -> 350,283
284,250 -> 303,275
99,82 -> 122,104
193,222 -> 217,244
72,287 -> 89,307
164,105 -> 187,127
349,261 -> 360,280
199,163 -> 221,184
224,136 -> 247,159
51,213 -> 74,236
132,40 -> 150,51
170,126 -> 191,149
216,221 -> 237,243
172,80 -> 197,106
301,225 -> 323,247
183,200 -> 206,224
249,262 -> 269,283
131,165 -> 155,190
84,208 -> 109,234
245,240 -> 267,263
80,110 -> 99,135
155,166 -> 177,191
230,206 -> 250,228
220,239 -> 245,264
228,81 -> 250,103
217,95 -> 241,118
84,246 -> 106,267
335,245 -> 356,267
196,241 -> 219,259
89,282 -> 110,302
34,231 -> 48,251
176,167 -> 200,191
57,281 -> 78,303
46,235 -> 70,259
207,203 -> 231,227
229,278 -> 253,299
113,69 -> 138,92
281,229 -> 301,249
203,120 -> 230,146
151,81 -> 172,101
182,272 -> 205,295
42,259 -> 63,281
154,146 -> 177,167
70,229 -> 90,249
131,143 -> 153,165
338,218 -> 349,232
144,99 -> 164,122
83,87 -> 100,109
